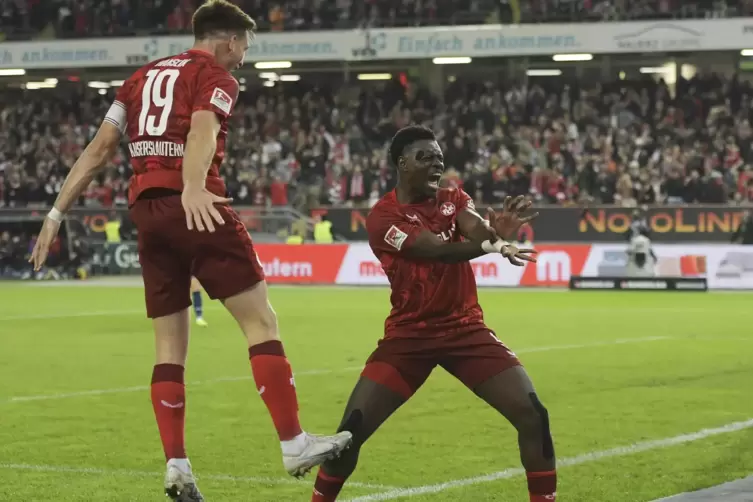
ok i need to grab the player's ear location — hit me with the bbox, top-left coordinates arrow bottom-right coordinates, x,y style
397,155 -> 407,173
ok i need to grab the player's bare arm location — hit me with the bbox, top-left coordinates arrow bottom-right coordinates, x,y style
456,196 -> 538,266
29,121 -> 122,271
405,227 -> 495,263
181,110 -> 233,233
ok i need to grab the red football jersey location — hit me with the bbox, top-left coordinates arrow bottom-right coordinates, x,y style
366,188 -> 485,339
107,49 -> 239,205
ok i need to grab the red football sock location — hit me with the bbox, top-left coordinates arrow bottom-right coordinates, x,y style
151,364 -> 187,460
249,340 -> 303,441
311,468 -> 346,501
527,470 -> 557,502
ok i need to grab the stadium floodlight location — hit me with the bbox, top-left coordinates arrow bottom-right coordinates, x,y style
0,69 -> 26,76
432,57 -> 472,65
263,80 -> 275,87
259,72 -> 278,80
98,89 -> 107,95
639,67 -> 670,74
87,81 -> 110,89
357,73 -> 392,81
741,49 -> 753,56
552,53 -> 593,62
526,69 -> 562,77
240,85 -> 247,92
280,75 -> 301,82
25,81 -> 57,89
44,78 -> 59,85
109,80 -> 125,86
254,61 -> 292,69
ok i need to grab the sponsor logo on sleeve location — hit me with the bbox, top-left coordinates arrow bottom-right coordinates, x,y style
384,225 -> 408,250
210,87 -> 233,114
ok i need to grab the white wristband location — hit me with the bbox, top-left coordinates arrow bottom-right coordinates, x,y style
47,207 -> 65,223
481,239 -> 506,254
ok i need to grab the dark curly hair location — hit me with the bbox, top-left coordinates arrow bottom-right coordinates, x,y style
388,125 -> 436,168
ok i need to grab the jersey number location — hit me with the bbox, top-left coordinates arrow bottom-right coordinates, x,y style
138,68 -> 180,136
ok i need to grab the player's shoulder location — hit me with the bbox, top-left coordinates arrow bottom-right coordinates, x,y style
187,51 -> 236,82
437,187 -> 474,209
366,192 -> 400,227
368,192 -> 399,216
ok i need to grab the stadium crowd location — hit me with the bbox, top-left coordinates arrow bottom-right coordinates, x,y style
2,71 -> 753,211
0,0 -> 750,40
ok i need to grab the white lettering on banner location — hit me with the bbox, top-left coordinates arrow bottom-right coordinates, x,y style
6,19 -> 753,68
573,280 -> 614,289
620,280 -> 668,289
319,242 -> 753,290
536,251 -> 571,282
261,258 -> 312,278
114,245 -> 140,269
336,244 -> 523,286
613,23 -> 701,51
675,281 -> 707,290
128,141 -> 184,158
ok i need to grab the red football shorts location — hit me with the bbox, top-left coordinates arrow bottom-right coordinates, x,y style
129,194 -> 265,318
361,329 -> 521,399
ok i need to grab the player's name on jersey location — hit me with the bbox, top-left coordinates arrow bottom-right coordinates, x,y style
155,57 -> 192,68
128,140 -> 184,158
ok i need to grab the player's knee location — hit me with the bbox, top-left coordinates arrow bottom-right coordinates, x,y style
515,392 -> 555,460
338,409 -> 366,448
242,304 -> 278,344
323,442 -> 360,478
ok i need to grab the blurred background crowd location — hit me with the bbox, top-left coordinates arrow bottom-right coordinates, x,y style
2,0 -> 753,212
2,0 -> 753,40
3,70 -> 753,212
1,0 -> 752,280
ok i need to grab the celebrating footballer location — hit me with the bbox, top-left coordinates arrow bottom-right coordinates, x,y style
311,125 -> 557,502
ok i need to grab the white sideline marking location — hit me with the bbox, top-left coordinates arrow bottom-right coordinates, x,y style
2,303 -> 751,323
3,337 -> 672,404
0,309 -> 144,321
0,463 -> 397,491
6,366 -> 364,403
342,418 -> 753,501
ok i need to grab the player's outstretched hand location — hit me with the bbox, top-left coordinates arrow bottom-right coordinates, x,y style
501,243 -> 538,267
29,217 -> 61,271
181,184 -> 233,232
487,196 -> 539,240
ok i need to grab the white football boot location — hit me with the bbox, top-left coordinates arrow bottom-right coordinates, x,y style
282,431 -> 353,477
164,459 -> 204,501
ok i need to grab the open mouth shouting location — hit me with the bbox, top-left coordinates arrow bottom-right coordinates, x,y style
427,172 -> 442,190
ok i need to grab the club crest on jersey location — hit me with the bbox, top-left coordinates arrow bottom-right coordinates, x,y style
440,202 -> 456,216
384,225 -> 409,250
210,87 -> 233,114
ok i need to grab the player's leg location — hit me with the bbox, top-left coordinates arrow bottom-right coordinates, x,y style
312,377 -> 407,502
312,339 -> 433,501
190,277 -> 208,327
193,205 -> 350,476
130,197 -> 203,501
442,331 -> 556,502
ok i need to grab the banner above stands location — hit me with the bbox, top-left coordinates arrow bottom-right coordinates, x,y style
3,18 -> 753,68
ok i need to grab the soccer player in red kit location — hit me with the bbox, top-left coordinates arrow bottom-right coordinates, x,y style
311,126 -> 557,502
29,1 -> 351,500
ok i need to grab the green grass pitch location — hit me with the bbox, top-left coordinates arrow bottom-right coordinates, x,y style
0,283 -> 752,501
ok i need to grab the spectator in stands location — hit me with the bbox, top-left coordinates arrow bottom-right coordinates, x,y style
5,69 -> 753,212
3,0 -> 751,40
